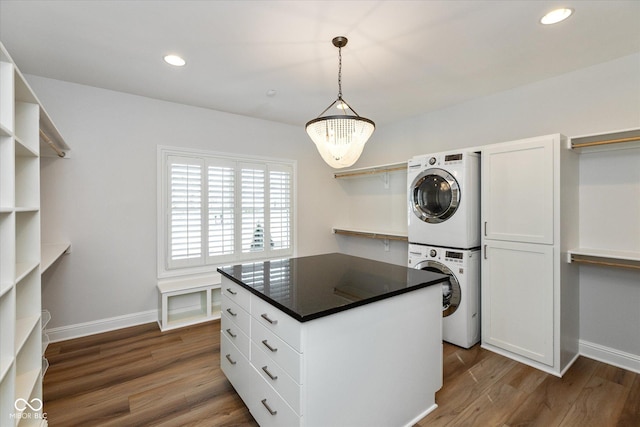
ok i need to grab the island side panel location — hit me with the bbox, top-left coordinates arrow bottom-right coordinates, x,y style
302,284 -> 442,427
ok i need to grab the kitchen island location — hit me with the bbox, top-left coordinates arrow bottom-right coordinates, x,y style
218,253 -> 448,427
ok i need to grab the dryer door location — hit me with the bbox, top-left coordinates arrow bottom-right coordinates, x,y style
410,168 -> 460,223
414,260 -> 461,317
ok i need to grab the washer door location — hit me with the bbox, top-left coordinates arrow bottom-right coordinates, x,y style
414,260 -> 461,317
410,168 -> 460,223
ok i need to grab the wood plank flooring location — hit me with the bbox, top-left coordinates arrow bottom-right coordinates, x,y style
43,320 -> 640,426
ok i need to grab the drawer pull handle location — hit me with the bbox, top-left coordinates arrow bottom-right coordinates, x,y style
262,339 -> 278,352
226,328 -> 237,338
225,354 -> 237,365
226,287 -> 237,295
262,365 -> 278,380
261,313 -> 278,324
226,308 -> 237,316
261,399 -> 277,416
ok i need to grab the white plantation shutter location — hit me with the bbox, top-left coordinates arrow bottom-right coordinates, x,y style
240,164 -> 266,253
168,156 -> 204,268
269,166 -> 292,251
160,148 -> 294,274
207,160 -> 235,258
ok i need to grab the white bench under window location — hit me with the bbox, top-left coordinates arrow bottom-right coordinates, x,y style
157,275 -> 222,331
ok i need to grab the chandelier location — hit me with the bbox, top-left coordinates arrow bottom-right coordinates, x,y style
305,36 -> 375,169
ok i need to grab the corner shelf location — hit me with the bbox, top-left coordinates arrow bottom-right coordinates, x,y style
41,242 -> 71,273
568,248 -> 640,271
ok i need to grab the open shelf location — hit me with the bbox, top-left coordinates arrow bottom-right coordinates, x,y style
1,41 -> 64,427
41,242 -> 71,273
333,227 -> 408,242
333,161 -> 407,179
568,248 -> 640,270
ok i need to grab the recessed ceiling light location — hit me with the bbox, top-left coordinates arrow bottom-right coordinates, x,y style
163,54 -> 186,67
540,8 -> 573,25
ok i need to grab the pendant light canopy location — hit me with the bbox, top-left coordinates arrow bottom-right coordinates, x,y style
306,36 -> 375,169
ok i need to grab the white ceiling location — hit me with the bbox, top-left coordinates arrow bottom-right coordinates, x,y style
1,1 -> 639,127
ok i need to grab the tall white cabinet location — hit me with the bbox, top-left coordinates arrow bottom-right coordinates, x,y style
481,134 -> 580,376
1,43 -> 68,425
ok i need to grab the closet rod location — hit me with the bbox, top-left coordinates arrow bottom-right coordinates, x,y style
571,256 -> 640,271
39,129 -> 66,158
571,135 -> 640,149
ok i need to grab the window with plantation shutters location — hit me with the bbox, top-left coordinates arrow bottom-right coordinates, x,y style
159,147 -> 294,275
208,163 -> 235,257
168,156 -> 203,268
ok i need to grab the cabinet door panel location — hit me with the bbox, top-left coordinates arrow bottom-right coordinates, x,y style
482,241 -> 554,366
482,135 -> 555,244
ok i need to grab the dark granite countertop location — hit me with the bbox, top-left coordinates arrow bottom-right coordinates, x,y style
217,253 -> 448,322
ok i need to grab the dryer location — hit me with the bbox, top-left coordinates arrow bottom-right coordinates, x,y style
408,151 -> 480,248
408,243 -> 480,348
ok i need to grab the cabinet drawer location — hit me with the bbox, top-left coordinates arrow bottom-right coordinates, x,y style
247,370 -> 300,427
251,295 -> 302,352
221,278 -> 250,312
220,333 -> 253,404
221,313 -> 250,359
251,318 -> 302,383
221,294 -> 250,334
251,341 -> 302,415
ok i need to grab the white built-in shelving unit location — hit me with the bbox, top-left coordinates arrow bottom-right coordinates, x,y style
332,161 -> 408,246
568,128 -> 640,271
1,42 -> 69,426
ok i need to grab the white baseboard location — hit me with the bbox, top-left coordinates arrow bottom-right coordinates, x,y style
46,309 -> 159,343
579,339 -> 640,374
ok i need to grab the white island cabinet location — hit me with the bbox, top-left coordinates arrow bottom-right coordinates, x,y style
219,253 -> 447,427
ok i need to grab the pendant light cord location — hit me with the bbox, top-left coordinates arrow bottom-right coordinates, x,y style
337,46 -> 343,99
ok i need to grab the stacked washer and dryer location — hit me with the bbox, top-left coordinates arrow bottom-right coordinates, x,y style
407,151 -> 481,348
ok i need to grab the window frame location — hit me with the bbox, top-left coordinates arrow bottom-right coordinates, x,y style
157,146 -> 296,279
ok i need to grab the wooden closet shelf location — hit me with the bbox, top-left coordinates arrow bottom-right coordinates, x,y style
333,162 -> 407,179
568,248 -> 640,271
333,228 -> 408,242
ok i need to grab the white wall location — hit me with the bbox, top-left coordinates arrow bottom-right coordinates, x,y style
31,76 -> 345,331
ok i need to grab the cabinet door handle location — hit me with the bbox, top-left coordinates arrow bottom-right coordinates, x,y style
225,354 -> 237,365
262,365 -> 278,380
261,399 -> 278,415
484,245 -> 488,260
484,221 -> 487,236
226,308 -> 237,317
226,328 -> 237,338
226,287 -> 237,295
262,339 -> 278,352
261,313 -> 278,325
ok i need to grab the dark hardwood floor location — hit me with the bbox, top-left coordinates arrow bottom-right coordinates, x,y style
43,320 -> 640,426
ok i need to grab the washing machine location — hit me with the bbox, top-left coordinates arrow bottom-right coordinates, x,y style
407,150 -> 480,248
408,243 -> 480,348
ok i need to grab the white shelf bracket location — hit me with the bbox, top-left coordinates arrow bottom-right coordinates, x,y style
383,238 -> 390,252
379,171 -> 390,189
